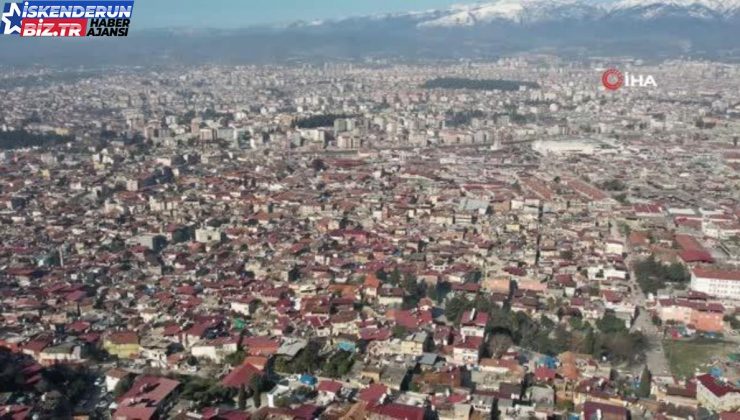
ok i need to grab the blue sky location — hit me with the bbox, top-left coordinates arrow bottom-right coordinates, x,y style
133,0 -> 464,29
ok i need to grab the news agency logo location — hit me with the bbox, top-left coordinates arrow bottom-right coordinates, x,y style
601,68 -> 657,91
1,0 -> 134,37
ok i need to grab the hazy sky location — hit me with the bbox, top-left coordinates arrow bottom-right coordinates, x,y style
133,0 -> 465,29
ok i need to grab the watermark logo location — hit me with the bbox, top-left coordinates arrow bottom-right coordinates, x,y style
601,68 -> 657,90
601,69 -> 624,91
1,0 -> 134,37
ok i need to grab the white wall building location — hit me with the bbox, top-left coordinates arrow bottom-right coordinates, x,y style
690,268 -> 740,300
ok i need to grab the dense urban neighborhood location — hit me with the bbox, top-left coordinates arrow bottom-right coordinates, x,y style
0,57 -> 739,420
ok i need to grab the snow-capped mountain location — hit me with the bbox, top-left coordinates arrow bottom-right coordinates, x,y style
612,0 -> 740,14
4,0 -> 740,66
413,0 -> 740,27
416,0 -> 601,27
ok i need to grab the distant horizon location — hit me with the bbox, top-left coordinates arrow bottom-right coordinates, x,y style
131,0 -> 464,29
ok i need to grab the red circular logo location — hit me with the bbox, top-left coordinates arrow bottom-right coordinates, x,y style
602,68 -> 624,91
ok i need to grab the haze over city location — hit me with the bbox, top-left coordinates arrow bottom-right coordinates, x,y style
1,1 -> 739,420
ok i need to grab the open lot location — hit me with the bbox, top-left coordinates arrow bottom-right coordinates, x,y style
663,338 -> 737,379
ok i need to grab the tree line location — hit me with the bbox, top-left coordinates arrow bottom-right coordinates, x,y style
422,77 -> 540,92
444,294 -> 647,363
294,114 -> 355,129
634,255 -> 690,295
0,129 -> 73,150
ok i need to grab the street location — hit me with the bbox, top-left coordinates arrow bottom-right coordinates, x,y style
613,221 -> 671,377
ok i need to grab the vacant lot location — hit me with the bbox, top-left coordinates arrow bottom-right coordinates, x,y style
663,338 -> 736,379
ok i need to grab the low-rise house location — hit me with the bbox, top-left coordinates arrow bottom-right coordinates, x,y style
581,401 -> 630,420
451,336 -> 482,366
38,341 -> 86,365
380,365 -> 410,391
367,402 -> 426,420
696,374 -> 740,412
378,287 -> 404,307
104,331 -> 140,359
357,383 -> 388,405
114,375 -> 180,420
657,299 -> 725,333
460,309 -> 488,338
190,336 -> 239,363
400,332 -> 429,356
220,363 -> 264,391
106,368 -> 133,393
229,297 -> 259,316
316,380 -> 343,401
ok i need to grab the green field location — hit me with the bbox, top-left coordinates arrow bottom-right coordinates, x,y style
663,338 -> 737,379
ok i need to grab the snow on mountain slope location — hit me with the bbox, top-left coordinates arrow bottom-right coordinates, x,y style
413,0 -> 740,27
417,0 -> 575,27
611,0 -> 740,13
607,0 -> 740,19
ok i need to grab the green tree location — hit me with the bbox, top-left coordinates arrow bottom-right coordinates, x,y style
667,262 -> 689,283
171,228 -> 190,244
225,349 -> 246,366
635,255 -> 689,294
638,367 -> 652,398
392,325 -> 408,339
464,270 -> 482,283
113,374 -> 135,398
582,327 -> 596,355
311,158 -> 327,172
428,282 -> 450,304
600,179 -> 626,191
421,77 -> 540,91
389,268 -> 402,286
560,250 -> 574,260
0,129 -> 73,150
250,375 -> 264,408
323,351 -> 354,378
402,274 -> 425,309
444,295 -> 471,325
238,384 -> 246,410
274,341 -> 323,374
596,313 -> 627,334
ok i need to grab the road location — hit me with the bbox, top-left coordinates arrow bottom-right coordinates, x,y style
612,221 -> 671,376
630,305 -> 670,376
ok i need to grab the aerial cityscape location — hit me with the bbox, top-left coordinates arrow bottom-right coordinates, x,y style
1,1 -> 740,420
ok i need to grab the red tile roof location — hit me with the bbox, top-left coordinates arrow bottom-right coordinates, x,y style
369,403 -> 425,420
357,383 -> 387,403
317,380 -> 343,394
107,330 -> 139,345
0,405 -> 31,420
116,376 -> 180,420
221,363 -> 263,389
693,268 -> 740,282
679,250 -> 714,264
697,374 -> 740,398
675,234 -> 705,252
582,401 -> 628,420
535,366 -> 557,381
202,407 -> 251,420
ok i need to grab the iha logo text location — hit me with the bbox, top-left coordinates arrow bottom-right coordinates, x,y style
601,68 -> 657,91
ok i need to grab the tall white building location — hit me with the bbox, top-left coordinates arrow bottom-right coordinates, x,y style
690,267 -> 740,300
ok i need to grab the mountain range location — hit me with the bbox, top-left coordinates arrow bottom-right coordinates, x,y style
3,0 -> 740,67
410,0 -> 740,27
